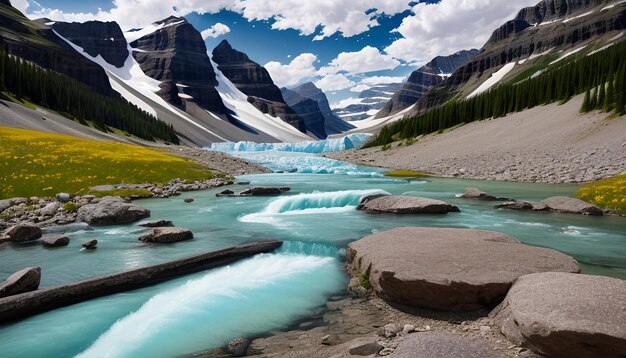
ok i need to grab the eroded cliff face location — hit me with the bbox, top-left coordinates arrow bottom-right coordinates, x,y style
377,49 -> 478,118
408,0 -> 626,116
282,87 -> 327,138
212,40 -> 306,132
287,82 -> 355,135
129,16 -> 229,117
52,21 -> 128,67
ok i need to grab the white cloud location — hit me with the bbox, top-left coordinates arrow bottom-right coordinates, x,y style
201,23 -> 231,39
330,97 -> 363,110
314,74 -> 355,92
385,0 -> 539,63
265,53 -> 318,87
320,46 -> 400,76
22,0 -> 410,38
360,76 -> 406,85
11,0 -> 30,13
350,84 -> 370,93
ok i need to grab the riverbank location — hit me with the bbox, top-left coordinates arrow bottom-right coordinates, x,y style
328,96 -> 626,184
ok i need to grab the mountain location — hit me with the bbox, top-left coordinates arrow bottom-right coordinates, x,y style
212,40 -> 306,133
332,83 -> 403,121
406,0 -> 626,117
125,16 -> 229,117
281,87 -> 327,138
376,49 -> 478,118
286,82 -> 355,135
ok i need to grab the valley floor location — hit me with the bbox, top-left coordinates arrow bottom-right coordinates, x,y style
329,95 -> 626,184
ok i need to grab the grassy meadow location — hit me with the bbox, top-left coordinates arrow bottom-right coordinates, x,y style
577,173 -> 626,215
0,126 -> 216,199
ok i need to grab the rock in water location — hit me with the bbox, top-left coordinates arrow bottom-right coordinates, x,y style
216,189 -> 235,197
492,272 -> 626,358
357,196 -> 460,214
0,267 -> 41,298
496,201 -> 534,211
389,332 -> 499,358
540,196 -> 603,215
227,337 -> 250,357
139,227 -> 193,243
2,224 -> 42,242
461,187 -> 498,200
138,220 -> 174,228
82,240 -> 98,250
238,187 -> 290,196
347,227 -> 580,310
184,198 -> 194,203
42,234 -> 70,247
77,196 -> 150,225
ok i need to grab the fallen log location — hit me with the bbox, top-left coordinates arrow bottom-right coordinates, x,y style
0,240 -> 283,323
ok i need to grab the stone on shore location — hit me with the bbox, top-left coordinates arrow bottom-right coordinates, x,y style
347,227 -> 580,311
540,196 -> 603,215
42,234 -> 70,247
228,337 -> 251,357
138,220 -> 174,228
357,196 -> 460,214
389,332 -> 499,358
55,193 -> 71,203
77,196 -> 150,225
0,267 -> 41,298
0,197 -> 27,213
492,272 -> 626,358
2,224 -> 42,242
139,227 -> 193,243
348,339 -> 383,356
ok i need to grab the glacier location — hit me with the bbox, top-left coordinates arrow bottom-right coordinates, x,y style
209,133 -> 373,153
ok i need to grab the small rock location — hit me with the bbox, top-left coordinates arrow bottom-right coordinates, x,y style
349,341 -> 383,356
379,347 -> 394,356
402,324 -> 415,334
383,323 -> 400,338
55,193 -> 71,203
82,240 -> 98,250
216,189 -> 235,197
227,337 -> 250,357
40,202 -> 61,216
0,267 -> 41,298
479,326 -> 491,337
184,198 -> 194,203
3,224 -> 42,242
42,234 -> 70,247
138,220 -> 174,228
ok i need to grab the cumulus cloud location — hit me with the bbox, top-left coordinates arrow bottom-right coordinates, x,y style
385,0 -> 538,63
21,0 -> 410,37
11,0 -> 30,13
360,76 -> 406,85
350,84 -> 370,93
265,53 -> 318,87
314,74 -> 355,92
320,46 -> 400,76
201,23 -> 231,39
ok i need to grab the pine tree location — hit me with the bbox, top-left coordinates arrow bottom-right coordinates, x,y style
598,82 -> 606,111
581,88 -> 591,113
604,73 -> 614,112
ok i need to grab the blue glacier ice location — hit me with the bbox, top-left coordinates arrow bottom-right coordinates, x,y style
209,133 -> 373,153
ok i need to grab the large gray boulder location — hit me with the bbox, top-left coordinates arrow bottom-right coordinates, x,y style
357,196 -> 460,214
2,224 -> 42,242
42,234 -> 70,248
347,227 -> 580,311
139,227 -> 193,243
492,272 -> 626,358
540,196 -> 603,215
77,196 -> 150,225
390,332 -> 499,358
238,187 -> 291,196
0,267 -> 41,298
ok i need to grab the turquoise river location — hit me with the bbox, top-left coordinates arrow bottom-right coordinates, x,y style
0,148 -> 625,357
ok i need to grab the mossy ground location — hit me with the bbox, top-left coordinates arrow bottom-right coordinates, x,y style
0,126 -> 216,199
577,173 -> 626,214
383,169 -> 432,178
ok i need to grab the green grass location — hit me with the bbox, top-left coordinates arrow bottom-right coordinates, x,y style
384,169 -> 432,178
577,173 -> 626,215
0,126 -> 217,199
2,92 -> 37,110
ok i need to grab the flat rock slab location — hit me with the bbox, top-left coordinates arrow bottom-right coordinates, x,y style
540,196 -> 603,215
389,332 -> 499,358
0,267 -> 41,298
217,187 -> 291,197
347,227 -> 580,311
2,224 -> 42,242
357,196 -> 460,214
461,187 -> 502,201
77,196 -> 150,225
493,272 -> 626,358
139,227 -> 193,243
138,220 -> 174,228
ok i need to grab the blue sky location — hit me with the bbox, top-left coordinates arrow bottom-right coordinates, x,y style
15,0 -> 536,106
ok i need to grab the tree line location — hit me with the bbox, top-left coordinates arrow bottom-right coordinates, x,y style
0,47 -> 179,144
367,40 -> 626,147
